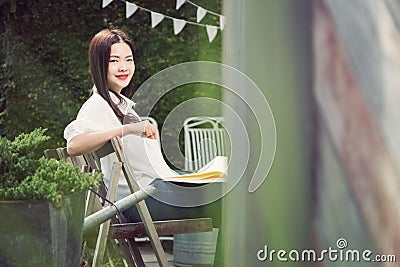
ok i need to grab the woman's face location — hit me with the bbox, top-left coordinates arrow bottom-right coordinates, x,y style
107,41 -> 135,93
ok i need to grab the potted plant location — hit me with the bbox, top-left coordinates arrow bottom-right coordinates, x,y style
0,128 -> 102,267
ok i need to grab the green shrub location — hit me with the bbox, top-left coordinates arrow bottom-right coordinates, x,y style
0,128 -> 102,203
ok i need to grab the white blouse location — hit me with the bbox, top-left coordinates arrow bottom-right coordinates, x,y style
64,91 -> 178,200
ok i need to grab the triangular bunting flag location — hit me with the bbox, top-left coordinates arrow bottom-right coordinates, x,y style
176,0 -> 186,10
173,19 -> 187,35
102,0 -> 225,43
219,16 -> 226,30
102,0 -> 113,8
206,25 -> 218,42
126,2 -> 138,18
197,7 -> 207,23
151,12 -> 164,28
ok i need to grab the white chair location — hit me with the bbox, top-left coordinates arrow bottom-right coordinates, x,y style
183,117 -> 227,171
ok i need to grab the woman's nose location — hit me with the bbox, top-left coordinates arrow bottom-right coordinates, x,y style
119,63 -> 128,71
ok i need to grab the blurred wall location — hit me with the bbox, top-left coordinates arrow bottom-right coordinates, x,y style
313,1 -> 400,266
221,0 -> 400,266
221,0 -> 313,266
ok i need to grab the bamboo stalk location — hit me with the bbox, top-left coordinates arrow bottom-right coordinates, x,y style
83,185 -> 156,233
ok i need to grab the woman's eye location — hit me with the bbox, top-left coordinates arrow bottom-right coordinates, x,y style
127,58 -> 133,62
110,59 -> 118,63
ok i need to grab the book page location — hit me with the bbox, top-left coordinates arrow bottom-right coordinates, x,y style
164,156 -> 227,183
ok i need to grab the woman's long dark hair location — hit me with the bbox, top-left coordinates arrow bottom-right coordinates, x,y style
88,29 -> 135,122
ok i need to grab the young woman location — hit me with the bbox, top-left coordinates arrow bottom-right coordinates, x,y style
64,29 -> 211,222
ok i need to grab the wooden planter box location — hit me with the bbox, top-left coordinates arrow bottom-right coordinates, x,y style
0,192 -> 86,267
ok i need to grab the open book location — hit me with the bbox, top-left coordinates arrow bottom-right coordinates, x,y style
164,156 -> 227,184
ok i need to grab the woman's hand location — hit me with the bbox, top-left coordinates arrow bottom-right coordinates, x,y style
123,120 -> 157,139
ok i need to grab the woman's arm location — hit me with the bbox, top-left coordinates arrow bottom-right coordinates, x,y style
67,120 -> 157,156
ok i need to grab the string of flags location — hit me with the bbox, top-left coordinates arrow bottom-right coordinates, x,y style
102,0 -> 226,42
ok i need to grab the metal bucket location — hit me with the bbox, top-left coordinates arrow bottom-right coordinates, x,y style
173,228 -> 219,266
0,192 -> 86,267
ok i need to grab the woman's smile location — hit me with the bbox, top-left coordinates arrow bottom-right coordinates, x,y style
116,74 -> 129,80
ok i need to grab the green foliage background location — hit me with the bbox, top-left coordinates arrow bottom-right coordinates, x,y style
0,0 -> 222,166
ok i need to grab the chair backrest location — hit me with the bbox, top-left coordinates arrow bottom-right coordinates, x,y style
183,116 -> 228,171
44,147 -> 90,173
82,141 -> 115,173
